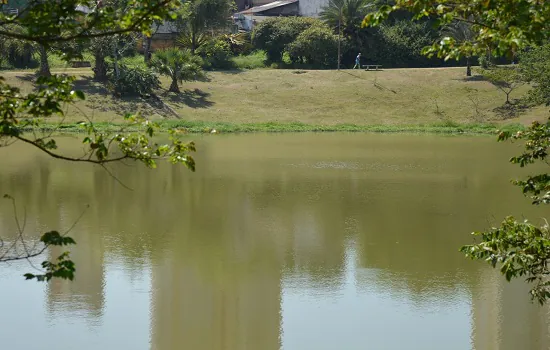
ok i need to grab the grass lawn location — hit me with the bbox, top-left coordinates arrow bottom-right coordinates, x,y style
2,66 -> 547,132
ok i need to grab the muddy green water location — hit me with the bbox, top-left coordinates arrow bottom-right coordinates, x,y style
0,133 -> 549,350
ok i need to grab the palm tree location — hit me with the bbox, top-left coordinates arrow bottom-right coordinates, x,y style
320,0 -> 375,48
441,20 -> 475,76
175,0 -> 234,54
151,48 -> 205,93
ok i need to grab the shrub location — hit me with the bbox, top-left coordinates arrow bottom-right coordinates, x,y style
287,25 -> 339,68
108,64 -> 160,97
220,32 -> 253,56
196,38 -> 234,70
232,51 -> 267,69
252,17 -> 320,63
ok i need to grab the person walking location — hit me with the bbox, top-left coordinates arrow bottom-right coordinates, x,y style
353,52 -> 361,69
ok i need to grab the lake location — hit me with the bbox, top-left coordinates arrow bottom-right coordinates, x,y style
0,133 -> 549,350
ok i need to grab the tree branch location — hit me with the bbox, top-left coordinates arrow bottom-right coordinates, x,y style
0,0 -> 174,43
14,134 -> 130,164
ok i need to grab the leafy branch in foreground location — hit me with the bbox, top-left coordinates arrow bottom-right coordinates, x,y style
363,0 -> 550,60
0,0 -> 197,281
0,0 -> 180,44
1,72 -> 195,280
461,217 -> 550,304
360,0 -> 550,305
1,195 -> 78,282
461,119 -> 550,304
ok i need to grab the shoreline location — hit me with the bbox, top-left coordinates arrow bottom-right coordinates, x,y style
29,121 -> 523,135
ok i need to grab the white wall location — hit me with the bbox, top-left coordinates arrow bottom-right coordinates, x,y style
298,0 -> 329,17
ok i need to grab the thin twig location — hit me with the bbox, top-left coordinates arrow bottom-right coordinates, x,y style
100,164 -> 134,191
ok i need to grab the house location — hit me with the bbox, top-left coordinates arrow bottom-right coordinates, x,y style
234,0 -> 299,31
233,0 -> 329,32
137,21 -> 179,54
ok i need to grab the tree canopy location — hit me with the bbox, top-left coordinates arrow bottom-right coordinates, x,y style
363,0 -> 550,60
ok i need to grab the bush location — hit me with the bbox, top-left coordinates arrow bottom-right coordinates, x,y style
220,32 -> 253,56
108,64 -> 160,97
252,17 -> 320,63
196,38 -> 234,70
369,20 -> 435,68
232,51 -> 267,69
287,25 -> 339,68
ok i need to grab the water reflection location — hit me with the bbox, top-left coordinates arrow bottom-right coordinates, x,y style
0,133 -> 549,350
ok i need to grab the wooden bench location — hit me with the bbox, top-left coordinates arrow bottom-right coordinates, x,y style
70,61 -> 92,68
363,65 -> 382,71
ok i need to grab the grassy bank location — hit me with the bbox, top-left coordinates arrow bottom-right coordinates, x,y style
33,119 -> 523,135
2,66 -> 547,133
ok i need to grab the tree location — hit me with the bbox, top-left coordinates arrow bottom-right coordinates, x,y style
175,0 -> 234,54
251,17 -> 320,63
441,21 -> 474,76
364,0 -> 550,303
287,25 -> 339,68
519,45 -> 550,106
0,0 -> 195,281
320,0 -> 374,49
481,67 -> 524,104
143,21 -> 163,65
152,47 -> 204,92
90,36 -> 110,81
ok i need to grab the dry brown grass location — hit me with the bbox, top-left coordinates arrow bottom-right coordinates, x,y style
2,67 -> 548,126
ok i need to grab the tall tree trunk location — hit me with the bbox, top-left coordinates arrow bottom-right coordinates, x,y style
466,57 -> 472,77
113,38 -> 120,79
144,35 -> 152,65
93,52 -> 108,81
37,45 -> 51,77
191,31 -> 196,55
169,77 -> 179,93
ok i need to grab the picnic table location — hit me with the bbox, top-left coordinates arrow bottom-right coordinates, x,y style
363,65 -> 382,71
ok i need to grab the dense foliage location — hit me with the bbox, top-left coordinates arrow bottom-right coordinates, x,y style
196,38 -> 234,70
370,20 -> 435,68
251,14 -> 478,69
252,17 -> 320,63
519,45 -> 550,106
364,0 -> 550,60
